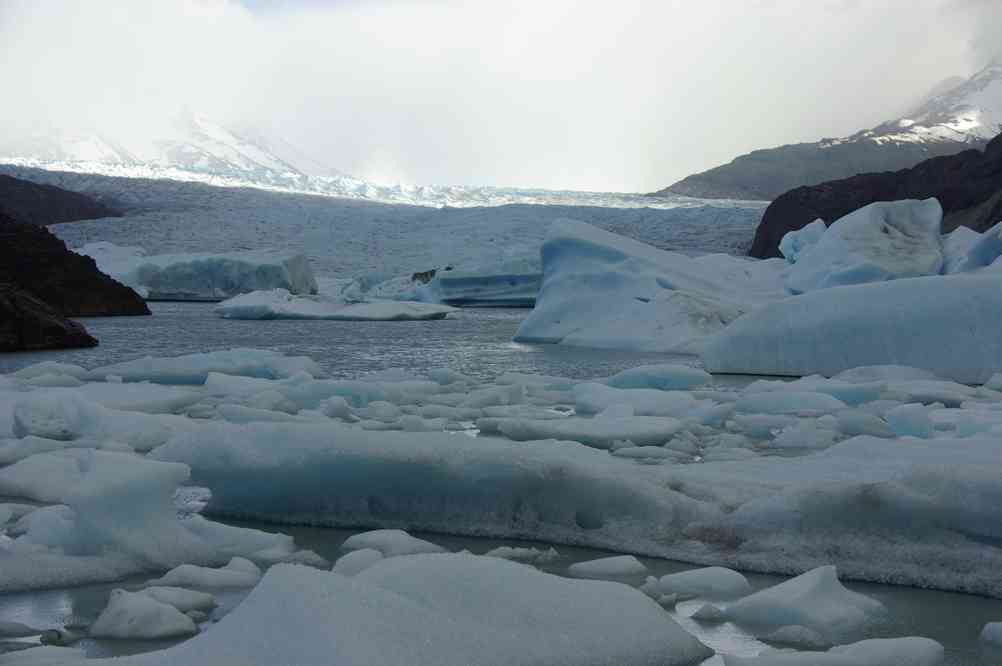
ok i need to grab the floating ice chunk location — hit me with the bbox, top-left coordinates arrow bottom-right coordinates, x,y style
716,566 -> 884,642
653,567 -> 752,600
942,225 -> 982,274
514,220 -> 776,353
0,453 -> 82,502
332,548 -> 385,576
735,392 -> 846,417
69,383 -> 203,414
759,625 -> 831,650
722,637 -> 944,666
769,421 -> 839,451
568,555 -> 647,579
24,374 -> 84,388
833,365 -> 939,383
89,589 -> 198,639
574,383 -> 699,417
605,364 -> 711,391
216,289 -> 457,320
69,557 -> 712,666
78,243 -> 318,301
141,587 -> 217,613
778,219 -> 826,264
483,546 -> 560,564
981,622 -> 1002,647
496,416 -> 682,449
342,529 -> 447,557
146,557 -> 262,588
703,275 -> 1002,384
89,348 -> 324,385
885,404 -> 934,438
611,446 -> 686,461
13,362 -> 88,381
835,410 -> 894,438
784,198 -> 943,294
12,394 -> 83,440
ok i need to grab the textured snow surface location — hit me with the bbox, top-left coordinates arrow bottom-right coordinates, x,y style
78,242 -> 318,301
702,275 -> 1002,383
215,289 -> 457,320
38,559 -> 712,666
783,199 -> 944,294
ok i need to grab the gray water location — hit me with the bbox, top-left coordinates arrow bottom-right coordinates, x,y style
2,305 -> 1002,664
0,303 -> 691,380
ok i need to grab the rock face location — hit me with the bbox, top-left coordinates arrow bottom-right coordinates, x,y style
0,284 -> 98,352
750,133 -> 1002,258
0,212 -> 149,317
0,173 -> 120,225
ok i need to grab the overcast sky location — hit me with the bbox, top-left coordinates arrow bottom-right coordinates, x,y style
1,0 -> 999,191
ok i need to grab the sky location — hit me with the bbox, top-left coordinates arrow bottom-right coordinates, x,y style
0,0 -> 1000,192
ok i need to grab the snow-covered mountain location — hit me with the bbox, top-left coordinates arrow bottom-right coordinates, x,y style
655,60 -> 1002,201
0,110 -> 716,208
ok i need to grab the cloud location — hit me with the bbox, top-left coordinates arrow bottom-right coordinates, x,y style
0,0 -> 994,191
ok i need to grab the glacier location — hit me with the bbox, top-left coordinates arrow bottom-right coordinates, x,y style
77,242 -> 318,301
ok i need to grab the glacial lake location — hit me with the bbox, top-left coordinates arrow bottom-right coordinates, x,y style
1,303 -> 1001,664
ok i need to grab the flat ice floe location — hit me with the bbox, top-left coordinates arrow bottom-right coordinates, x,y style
4,352 -> 1002,603
721,637 -> 944,666
215,289 -> 457,320
76,242 -> 319,301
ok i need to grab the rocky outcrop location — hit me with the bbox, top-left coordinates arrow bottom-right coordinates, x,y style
749,133 -> 1002,258
0,285 -> 98,352
0,212 -> 149,317
0,173 -> 120,225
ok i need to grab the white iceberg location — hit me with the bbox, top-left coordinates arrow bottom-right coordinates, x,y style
982,621 -> 1002,648
648,566 -> 751,601
778,219 -> 826,264
89,589 -> 198,640
215,289 -> 457,321
332,548 -> 385,576
141,586 -> 217,613
77,241 -> 318,301
514,220 -> 785,353
702,275 -> 1002,384
49,557 -> 712,666
88,348 -> 324,385
567,555 -> 647,579
341,529 -> 447,557
782,199 -> 944,294
145,557 -> 262,589
722,637 -> 944,666
711,566 -> 884,643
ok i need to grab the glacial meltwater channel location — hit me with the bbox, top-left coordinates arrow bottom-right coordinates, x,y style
1,303 -> 1001,664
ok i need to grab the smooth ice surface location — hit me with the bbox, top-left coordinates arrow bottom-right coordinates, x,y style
783,199 -> 944,294
341,530 -> 447,557
140,587 -> 217,613
703,275 -> 1002,384
713,567 -> 885,643
651,567 -> 752,601
215,289 -> 457,321
567,555 -> 648,579
47,558 -> 712,666
332,548 -> 385,576
605,364 -> 712,391
145,557 -> 262,589
515,220 -> 785,353
77,242 -> 318,301
722,637 -> 944,666
493,415 -> 682,449
982,622 -> 1002,647
89,589 -> 198,640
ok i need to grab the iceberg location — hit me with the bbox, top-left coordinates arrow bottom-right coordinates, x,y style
514,220 -> 786,354
567,555 -> 648,579
782,199 -> 944,294
722,637 -> 944,666
702,275 -> 1002,384
87,348 -> 324,385
647,566 -> 751,601
89,589 -> 198,640
215,289 -> 457,321
41,557 -> 712,666
341,529 -> 447,557
76,242 -> 318,301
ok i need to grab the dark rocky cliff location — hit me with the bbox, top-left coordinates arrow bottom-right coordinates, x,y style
0,173 -> 120,225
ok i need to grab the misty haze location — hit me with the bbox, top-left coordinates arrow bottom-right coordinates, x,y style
1,1 -> 1002,665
